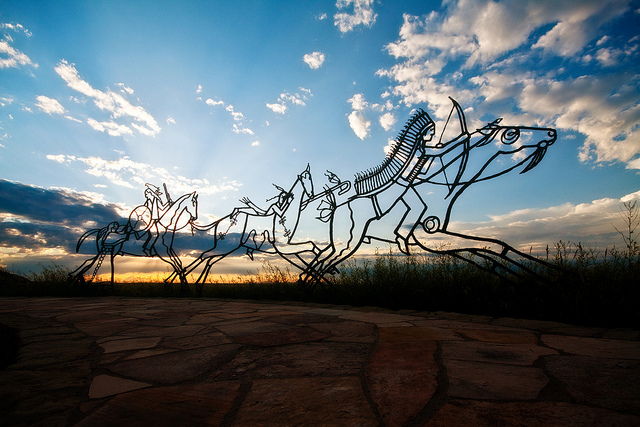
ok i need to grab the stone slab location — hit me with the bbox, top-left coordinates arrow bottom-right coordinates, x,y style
234,377 -> 377,426
210,342 -> 371,380
446,359 -> 549,400
542,334 -> 640,359
425,400 -> 640,426
107,344 -> 241,384
544,355 -> 640,413
366,341 -> 438,425
77,382 -> 240,426
88,375 -> 151,399
442,340 -> 557,366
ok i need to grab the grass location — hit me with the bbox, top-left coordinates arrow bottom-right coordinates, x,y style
1,202 -> 638,329
1,241 -> 638,329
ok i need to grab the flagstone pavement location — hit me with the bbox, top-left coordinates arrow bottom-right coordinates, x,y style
1,296 -> 639,426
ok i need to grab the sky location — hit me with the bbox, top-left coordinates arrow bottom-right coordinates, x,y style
0,0 -> 639,280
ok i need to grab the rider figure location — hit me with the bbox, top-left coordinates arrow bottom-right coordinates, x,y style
233,185 -> 292,219
142,183 -> 171,255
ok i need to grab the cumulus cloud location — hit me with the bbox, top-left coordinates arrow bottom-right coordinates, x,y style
54,60 -> 161,137
303,51 -> 325,69
346,94 -> 398,139
266,88 -> 312,114
334,0 -> 377,33
376,0 -> 639,168
35,95 -> 65,115
379,112 -> 397,131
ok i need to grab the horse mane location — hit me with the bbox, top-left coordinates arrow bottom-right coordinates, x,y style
354,108 -> 433,195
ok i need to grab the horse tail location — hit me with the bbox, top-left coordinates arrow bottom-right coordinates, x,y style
76,228 -> 100,253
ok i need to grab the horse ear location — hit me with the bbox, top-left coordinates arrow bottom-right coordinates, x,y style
305,164 -> 311,173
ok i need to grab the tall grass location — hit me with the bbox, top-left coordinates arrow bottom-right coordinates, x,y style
1,201 -> 638,328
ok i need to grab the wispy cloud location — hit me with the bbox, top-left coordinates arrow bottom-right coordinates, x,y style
266,88 -> 312,115
54,60 -> 161,137
0,22 -> 37,69
334,0 -> 377,34
205,98 -> 254,134
35,95 -> 65,115
47,154 -> 242,196
303,51 -> 325,69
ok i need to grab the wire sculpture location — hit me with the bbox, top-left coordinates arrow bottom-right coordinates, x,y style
70,97 -> 558,291
69,187 -> 198,288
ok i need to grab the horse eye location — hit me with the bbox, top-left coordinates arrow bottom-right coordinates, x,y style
501,128 -> 520,144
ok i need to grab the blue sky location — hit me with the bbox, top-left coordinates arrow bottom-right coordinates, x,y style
1,0 -> 639,278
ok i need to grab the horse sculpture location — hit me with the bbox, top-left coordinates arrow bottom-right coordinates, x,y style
172,165 -> 327,290
294,98 -> 557,288
69,97 -> 559,293
69,191 -> 199,288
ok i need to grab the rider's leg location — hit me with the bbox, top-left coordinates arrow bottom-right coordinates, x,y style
394,187 -> 429,254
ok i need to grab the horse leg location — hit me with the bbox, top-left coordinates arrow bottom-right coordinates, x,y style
412,230 -> 564,281
68,257 -> 97,284
109,249 -> 116,291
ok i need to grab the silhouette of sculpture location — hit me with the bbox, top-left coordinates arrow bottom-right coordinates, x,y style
70,97 -> 558,292
69,187 -> 198,288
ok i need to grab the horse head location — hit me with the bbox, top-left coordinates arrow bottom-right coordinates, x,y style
470,120 -> 557,181
422,98 -> 557,188
298,164 -> 314,200
185,191 -> 198,221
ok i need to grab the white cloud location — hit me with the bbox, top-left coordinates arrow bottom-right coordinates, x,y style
266,89 -> 312,114
116,83 -> 134,94
225,104 -> 244,121
87,118 -> 133,137
196,84 -> 203,94
334,0 -> 377,34
266,103 -> 287,114
348,93 -> 368,111
0,22 -> 36,69
303,51 -> 325,69
65,115 -> 82,123
251,141 -> 261,147
379,112 -> 397,131
0,96 -> 13,107
346,94 -> 397,137
205,98 -> 255,134
205,98 -> 224,107
54,60 -> 160,137
348,110 -> 370,140
442,190 -> 640,253
47,154 -> 243,196
376,0 -> 639,168
166,116 -> 176,125
35,95 -> 65,115
517,74 -> 640,165
232,123 -> 254,135
317,13 -> 327,20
